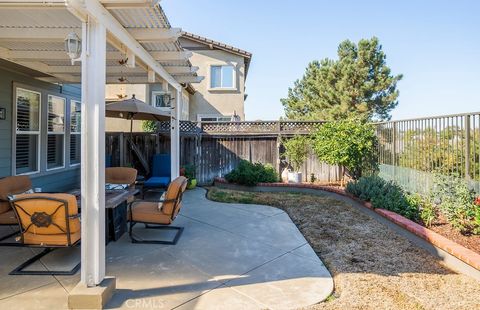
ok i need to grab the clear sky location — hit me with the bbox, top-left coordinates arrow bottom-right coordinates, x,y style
162,0 -> 480,121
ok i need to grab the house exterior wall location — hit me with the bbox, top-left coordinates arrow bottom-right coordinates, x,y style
187,48 -> 246,121
0,65 -> 81,191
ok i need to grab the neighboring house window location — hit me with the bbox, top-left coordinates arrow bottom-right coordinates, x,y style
198,115 -> 233,122
152,91 -> 170,109
47,95 -> 66,170
210,65 -> 235,89
70,100 -> 81,166
15,88 -> 41,175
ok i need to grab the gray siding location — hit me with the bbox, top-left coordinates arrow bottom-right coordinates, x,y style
0,64 -> 81,190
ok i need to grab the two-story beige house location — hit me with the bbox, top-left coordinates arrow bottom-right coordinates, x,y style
179,32 -> 252,122
106,32 -> 251,131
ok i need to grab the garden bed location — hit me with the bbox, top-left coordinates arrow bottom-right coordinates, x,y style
207,186 -> 480,310
428,215 -> 480,254
214,178 -> 480,272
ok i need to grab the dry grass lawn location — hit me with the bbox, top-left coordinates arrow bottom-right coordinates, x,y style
207,187 -> 480,310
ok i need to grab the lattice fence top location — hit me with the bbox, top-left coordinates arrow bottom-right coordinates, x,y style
157,121 -> 200,133
201,121 -> 324,134
155,120 -> 325,135
201,121 -> 277,133
280,121 -> 324,133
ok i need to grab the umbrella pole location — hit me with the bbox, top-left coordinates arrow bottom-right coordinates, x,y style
129,118 -> 133,166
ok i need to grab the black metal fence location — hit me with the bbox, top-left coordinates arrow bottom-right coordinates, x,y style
375,112 -> 480,193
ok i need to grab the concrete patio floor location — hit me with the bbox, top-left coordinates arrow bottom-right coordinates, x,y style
0,188 -> 333,309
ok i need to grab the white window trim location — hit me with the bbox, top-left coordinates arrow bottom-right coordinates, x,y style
70,100 -> 81,167
197,114 -> 233,122
14,87 -> 41,176
151,90 -> 172,112
208,63 -> 237,91
46,94 -> 66,171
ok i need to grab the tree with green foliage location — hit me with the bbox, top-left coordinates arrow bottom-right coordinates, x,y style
281,135 -> 310,172
311,119 -> 378,179
281,37 -> 402,121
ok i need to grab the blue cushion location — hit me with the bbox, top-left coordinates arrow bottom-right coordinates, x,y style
105,155 -> 112,168
152,154 -> 171,178
144,176 -> 171,187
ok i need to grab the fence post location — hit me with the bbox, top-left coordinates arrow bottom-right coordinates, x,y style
155,133 -> 160,154
465,115 -> 471,180
119,133 -> 124,166
276,134 -> 282,175
196,133 -> 202,184
392,121 -> 397,166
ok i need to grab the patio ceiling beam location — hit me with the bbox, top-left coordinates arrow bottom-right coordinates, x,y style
66,0 -> 182,90
172,75 -> 204,83
0,0 -> 159,8
164,66 -> 199,74
0,27 -> 180,43
101,0 -> 161,8
17,62 -> 197,75
0,50 -> 192,62
39,75 -> 162,84
127,28 -> 181,42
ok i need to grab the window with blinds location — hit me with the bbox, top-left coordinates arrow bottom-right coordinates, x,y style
15,88 -> 41,175
70,100 -> 81,165
47,95 -> 65,170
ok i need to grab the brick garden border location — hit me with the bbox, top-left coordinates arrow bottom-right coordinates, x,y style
214,177 -> 480,273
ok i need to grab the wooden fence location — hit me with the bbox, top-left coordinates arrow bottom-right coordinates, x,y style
106,121 -> 342,185
106,115 -> 480,192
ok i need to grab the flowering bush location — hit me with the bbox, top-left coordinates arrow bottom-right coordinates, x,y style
431,174 -> 480,235
475,196 -> 480,206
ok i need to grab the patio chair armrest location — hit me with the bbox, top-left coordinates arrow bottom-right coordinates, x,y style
128,198 -> 176,205
158,199 -> 177,204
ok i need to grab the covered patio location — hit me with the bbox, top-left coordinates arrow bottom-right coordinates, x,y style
0,188 -> 332,309
0,0 -> 197,307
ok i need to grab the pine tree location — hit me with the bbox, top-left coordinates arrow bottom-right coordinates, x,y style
281,37 -> 402,121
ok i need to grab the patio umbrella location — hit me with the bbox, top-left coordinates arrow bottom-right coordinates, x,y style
106,94 -> 170,133
106,95 -> 170,172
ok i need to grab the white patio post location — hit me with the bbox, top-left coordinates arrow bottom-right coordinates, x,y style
170,89 -> 181,178
80,18 -> 106,287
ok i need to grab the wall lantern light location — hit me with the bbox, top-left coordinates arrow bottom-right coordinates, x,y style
64,32 -> 82,65
162,93 -> 174,107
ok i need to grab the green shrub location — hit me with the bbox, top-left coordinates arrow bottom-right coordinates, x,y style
416,197 -> 437,227
281,135 -> 310,172
345,175 -> 386,201
142,120 -> 157,132
346,176 -> 419,220
431,174 -> 480,235
311,119 -> 378,180
225,160 -> 279,186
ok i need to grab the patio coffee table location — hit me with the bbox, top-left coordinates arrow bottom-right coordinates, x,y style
69,188 -> 139,243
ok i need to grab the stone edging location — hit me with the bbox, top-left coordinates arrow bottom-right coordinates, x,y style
214,178 -> 480,272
